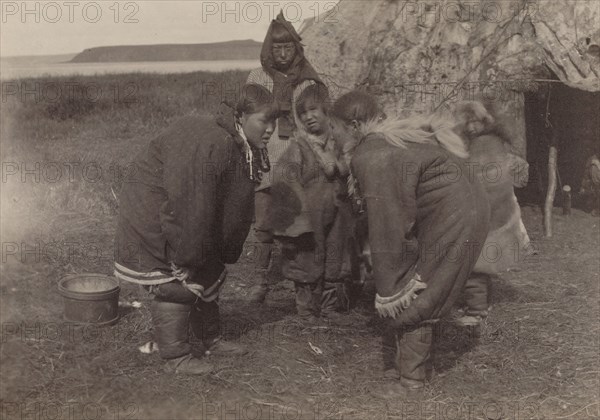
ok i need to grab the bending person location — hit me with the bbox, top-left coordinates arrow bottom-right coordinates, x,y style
114,84 -> 278,375
332,91 -> 490,393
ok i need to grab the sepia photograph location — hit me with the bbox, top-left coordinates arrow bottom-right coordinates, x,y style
0,1 -> 598,418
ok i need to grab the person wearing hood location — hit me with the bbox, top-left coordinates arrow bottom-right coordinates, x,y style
267,84 -> 355,324
114,84 -> 278,375
246,11 -> 326,303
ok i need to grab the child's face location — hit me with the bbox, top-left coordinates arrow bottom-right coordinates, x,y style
299,101 -> 329,135
241,109 -> 275,150
465,118 -> 484,139
272,42 -> 296,72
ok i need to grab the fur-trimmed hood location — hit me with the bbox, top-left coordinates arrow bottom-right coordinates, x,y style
359,114 -> 469,159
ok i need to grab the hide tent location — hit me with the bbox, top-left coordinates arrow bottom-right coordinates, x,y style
299,0 -> 600,235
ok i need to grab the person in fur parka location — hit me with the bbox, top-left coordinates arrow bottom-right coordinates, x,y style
267,84 -> 355,324
246,11 -> 326,303
332,91 -> 490,393
114,84 -> 278,375
452,101 -> 534,326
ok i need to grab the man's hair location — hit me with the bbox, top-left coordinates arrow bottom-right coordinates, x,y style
271,22 -> 296,43
236,84 -> 280,120
331,91 -> 382,124
295,84 -> 331,118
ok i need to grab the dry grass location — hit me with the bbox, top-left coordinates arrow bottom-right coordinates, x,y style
1,72 -> 599,419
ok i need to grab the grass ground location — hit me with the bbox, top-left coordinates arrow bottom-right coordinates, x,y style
1,72 -> 598,420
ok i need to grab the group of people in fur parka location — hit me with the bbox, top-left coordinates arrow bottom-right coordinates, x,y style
113,11 -> 533,393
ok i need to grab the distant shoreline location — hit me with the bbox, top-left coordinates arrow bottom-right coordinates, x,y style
0,59 -> 259,80
1,39 -> 263,64
70,40 -> 262,63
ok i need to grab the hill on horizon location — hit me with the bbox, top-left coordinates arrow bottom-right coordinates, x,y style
70,39 -> 262,63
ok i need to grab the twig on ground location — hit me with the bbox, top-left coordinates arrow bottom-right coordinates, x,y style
212,373 -> 234,385
296,358 -> 317,367
555,402 -> 599,419
241,381 -> 260,395
248,399 -> 293,412
271,366 -> 288,380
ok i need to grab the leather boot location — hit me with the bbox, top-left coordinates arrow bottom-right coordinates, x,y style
382,324 -> 399,379
189,300 -> 248,356
457,274 -> 490,326
294,282 -> 320,324
247,273 -> 269,303
203,336 -> 249,356
151,300 -> 214,375
320,282 -> 353,326
396,323 -> 433,390
248,243 -> 273,303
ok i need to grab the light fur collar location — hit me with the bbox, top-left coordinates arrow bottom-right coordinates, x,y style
358,114 -> 469,159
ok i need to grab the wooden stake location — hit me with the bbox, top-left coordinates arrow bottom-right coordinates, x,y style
544,146 -> 557,237
562,185 -> 571,216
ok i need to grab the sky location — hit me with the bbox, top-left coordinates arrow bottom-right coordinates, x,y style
0,0 -> 338,57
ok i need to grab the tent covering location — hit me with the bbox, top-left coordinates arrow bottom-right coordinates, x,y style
301,0 -> 600,111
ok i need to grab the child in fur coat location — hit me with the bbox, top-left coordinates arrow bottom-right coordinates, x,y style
267,84 -> 354,324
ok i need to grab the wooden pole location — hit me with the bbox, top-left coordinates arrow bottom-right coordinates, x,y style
562,185 -> 572,216
544,146 -> 557,237
542,83 -> 556,237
